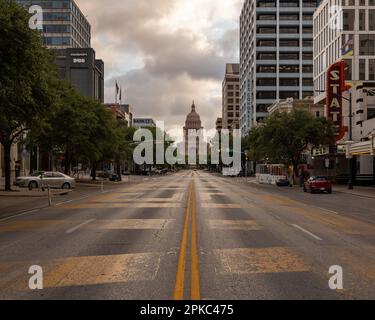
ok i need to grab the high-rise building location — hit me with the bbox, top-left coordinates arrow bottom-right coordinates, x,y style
313,0 -> 375,184
17,0 -> 91,49
222,64 -> 240,130
314,0 -> 375,100
239,0 -> 318,136
17,0 -> 104,102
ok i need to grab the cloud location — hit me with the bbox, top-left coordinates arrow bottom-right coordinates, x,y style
76,0 -> 240,138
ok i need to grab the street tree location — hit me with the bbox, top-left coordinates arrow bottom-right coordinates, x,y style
244,109 -> 334,182
0,0 -> 57,191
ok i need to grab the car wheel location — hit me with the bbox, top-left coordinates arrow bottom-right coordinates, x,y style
303,186 -> 307,192
62,183 -> 71,190
328,189 -> 332,194
28,181 -> 38,190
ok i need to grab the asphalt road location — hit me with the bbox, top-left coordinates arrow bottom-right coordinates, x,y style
0,170 -> 374,300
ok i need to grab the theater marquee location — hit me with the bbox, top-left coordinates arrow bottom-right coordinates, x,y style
327,60 -> 346,141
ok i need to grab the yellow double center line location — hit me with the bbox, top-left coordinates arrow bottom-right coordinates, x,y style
173,180 -> 201,300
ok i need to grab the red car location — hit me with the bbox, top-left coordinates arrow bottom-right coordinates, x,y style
304,176 -> 332,194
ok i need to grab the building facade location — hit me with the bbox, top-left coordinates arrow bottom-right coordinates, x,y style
313,0 -> 375,183
268,97 -> 325,116
133,118 -> 156,129
56,48 -> 104,102
183,102 -> 204,161
2,1 -> 103,181
222,64 -> 240,130
314,0 -> 375,101
17,0 -> 91,49
239,0 -> 318,136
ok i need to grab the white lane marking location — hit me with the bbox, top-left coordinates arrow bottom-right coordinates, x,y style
0,209 -> 39,222
66,219 -> 96,234
311,206 -> 339,215
292,224 -> 322,241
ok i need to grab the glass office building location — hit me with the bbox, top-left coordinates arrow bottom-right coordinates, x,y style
239,0 -> 320,135
17,0 -> 91,49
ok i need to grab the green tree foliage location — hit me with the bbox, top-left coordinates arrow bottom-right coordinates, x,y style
32,81 -> 122,176
0,0 -> 57,190
244,109 -> 334,179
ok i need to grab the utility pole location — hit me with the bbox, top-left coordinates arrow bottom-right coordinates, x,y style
347,91 -> 354,190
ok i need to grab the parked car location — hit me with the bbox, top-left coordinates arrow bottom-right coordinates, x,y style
276,179 -> 290,187
15,172 -> 76,190
304,176 -> 332,194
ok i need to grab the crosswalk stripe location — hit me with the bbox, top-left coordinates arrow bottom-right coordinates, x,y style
0,253 -> 162,291
65,203 -> 181,209
208,220 -> 262,230
214,247 -> 310,275
201,204 -> 242,209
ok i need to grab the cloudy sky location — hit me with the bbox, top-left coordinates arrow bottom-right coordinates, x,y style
77,0 -> 242,141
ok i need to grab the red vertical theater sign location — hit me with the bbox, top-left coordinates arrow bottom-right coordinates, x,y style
327,60 -> 346,141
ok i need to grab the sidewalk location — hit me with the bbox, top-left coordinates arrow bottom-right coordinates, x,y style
333,185 -> 375,199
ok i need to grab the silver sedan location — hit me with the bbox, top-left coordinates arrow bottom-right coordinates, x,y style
15,172 -> 76,190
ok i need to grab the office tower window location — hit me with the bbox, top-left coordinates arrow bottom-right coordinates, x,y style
359,59 -> 366,80
360,35 -> 375,55
369,59 -> 375,80
279,91 -> 299,99
303,78 -> 314,86
257,0 -> 276,7
303,0 -> 317,7
370,0 -> 375,5
257,40 -> 276,47
302,65 -> 313,73
279,0 -> 299,8
280,26 -> 299,34
257,65 -> 277,73
303,53 -> 313,60
359,0 -> 366,4
370,10 -> 375,31
280,52 -> 299,60
280,39 -> 299,47
344,59 -> 352,80
302,91 -> 314,98
279,14 -> 299,20
257,104 -> 270,113
279,78 -> 299,86
303,27 -> 313,34
257,14 -> 276,20
359,10 -> 366,31
303,40 -> 313,47
257,27 -> 277,34
257,52 -> 277,60
257,91 -> 276,99
257,78 -> 277,86
279,65 -> 300,73
303,14 -> 313,21
343,10 -> 355,31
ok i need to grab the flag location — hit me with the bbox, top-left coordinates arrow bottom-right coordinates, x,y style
341,38 -> 353,49
116,82 -> 119,95
342,48 -> 354,58
119,88 -> 122,102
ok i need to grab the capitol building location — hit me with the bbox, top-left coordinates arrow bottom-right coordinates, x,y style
183,101 -> 205,163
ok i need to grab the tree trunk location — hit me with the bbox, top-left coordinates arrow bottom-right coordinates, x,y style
91,161 -> 97,180
3,141 -> 12,191
116,161 -> 122,181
